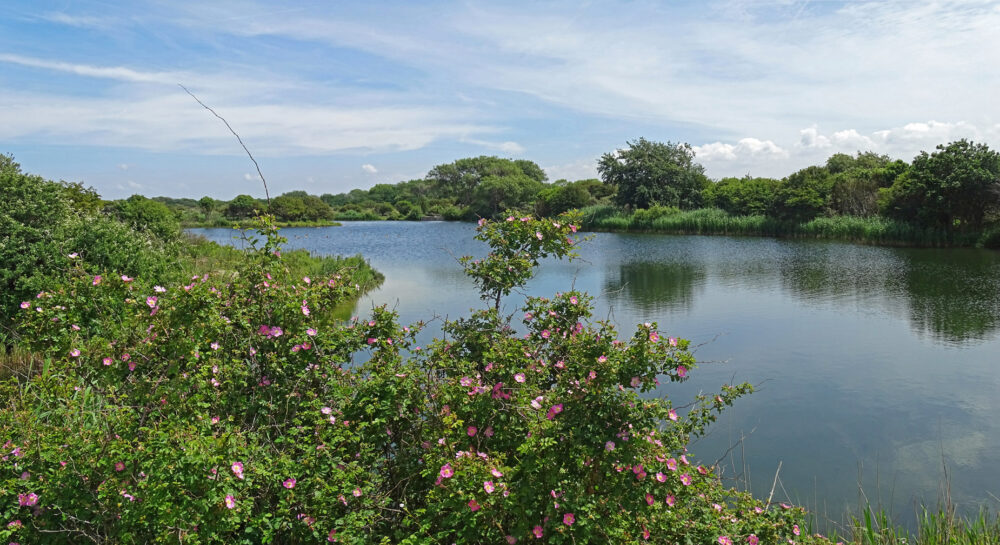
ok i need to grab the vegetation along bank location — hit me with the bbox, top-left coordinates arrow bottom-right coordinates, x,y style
3,150 -> 1000,542
150,138 -> 1000,249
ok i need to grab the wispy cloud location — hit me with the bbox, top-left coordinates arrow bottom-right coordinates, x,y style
461,138 -> 526,155
2,0 -> 999,197
38,11 -> 116,29
0,53 -> 183,84
361,164 -> 377,174
0,66 -> 500,156
164,1 -> 1000,145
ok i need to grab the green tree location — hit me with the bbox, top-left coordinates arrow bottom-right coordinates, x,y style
704,176 -> 782,216
828,153 -> 906,217
368,183 -> 400,203
225,194 -> 259,219
882,139 -> 1000,230
597,138 -> 708,210
301,194 -> 335,221
825,152 -> 856,174
774,165 -> 833,222
394,199 -> 423,220
471,175 -> 545,218
61,181 -> 104,216
0,168 -> 71,323
110,194 -> 181,242
0,162 -> 174,326
269,195 -> 308,221
372,202 -> 398,217
426,156 -> 546,206
198,195 -> 217,218
535,183 -> 593,216
0,152 -> 21,175
574,177 -> 615,201
513,159 -> 547,183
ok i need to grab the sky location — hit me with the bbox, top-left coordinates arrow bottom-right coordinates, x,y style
2,0 -> 999,200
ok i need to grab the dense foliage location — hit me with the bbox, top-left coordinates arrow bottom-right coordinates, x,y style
1,211 -> 838,544
0,157 -> 379,341
114,138 -> 1000,246
161,157 -> 611,225
880,140 -> 1000,231
0,158 -> 177,331
598,139 -> 708,211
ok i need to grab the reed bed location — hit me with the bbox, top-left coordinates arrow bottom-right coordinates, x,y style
579,206 -> 984,247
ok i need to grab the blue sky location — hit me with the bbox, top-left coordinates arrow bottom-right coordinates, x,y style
2,0 -> 998,199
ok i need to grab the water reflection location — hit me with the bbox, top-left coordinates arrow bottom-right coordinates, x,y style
584,234 -> 1000,345
899,249 -> 1000,345
605,261 -> 707,313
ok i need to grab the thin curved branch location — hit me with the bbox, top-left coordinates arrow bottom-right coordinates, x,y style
178,84 -> 271,205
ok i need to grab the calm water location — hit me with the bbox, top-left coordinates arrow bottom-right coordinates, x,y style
191,222 -> 1000,526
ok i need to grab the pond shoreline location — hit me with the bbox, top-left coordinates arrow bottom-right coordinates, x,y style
577,206 -> 1000,249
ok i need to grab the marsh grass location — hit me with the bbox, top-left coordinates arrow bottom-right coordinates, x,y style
580,206 -> 982,247
0,342 -> 41,380
178,233 -> 383,291
182,219 -> 341,228
834,506 -> 1000,545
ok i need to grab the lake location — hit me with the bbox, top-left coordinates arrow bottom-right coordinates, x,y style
190,221 -> 1000,527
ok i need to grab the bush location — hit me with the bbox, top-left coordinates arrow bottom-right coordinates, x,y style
1,215 -> 834,544
440,205 -> 472,221
630,205 -> 681,229
109,195 -> 182,242
334,209 -> 380,221
977,225 -> 1000,249
579,204 -> 625,229
0,166 -> 177,328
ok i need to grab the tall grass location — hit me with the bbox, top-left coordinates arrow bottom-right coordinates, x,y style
182,218 -> 342,228
179,233 -> 383,291
579,206 -> 982,247
838,506 -> 1000,545
0,342 -> 41,380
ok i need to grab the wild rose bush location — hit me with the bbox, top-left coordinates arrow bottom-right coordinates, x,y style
2,215 -> 836,544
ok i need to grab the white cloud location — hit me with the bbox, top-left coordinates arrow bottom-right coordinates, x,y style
800,121 -> 990,160
544,157 -> 599,182
6,1 -> 1000,195
118,163 -> 129,170
694,138 -> 787,162
461,138 -> 526,155
694,120 -> 1000,179
227,0 -> 998,143
0,87 -> 498,156
830,129 -> 875,149
0,50 -> 516,157
361,164 -> 378,173
243,173 -> 257,181
797,126 -> 830,149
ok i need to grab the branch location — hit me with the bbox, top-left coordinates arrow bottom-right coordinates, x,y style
178,84 -> 271,204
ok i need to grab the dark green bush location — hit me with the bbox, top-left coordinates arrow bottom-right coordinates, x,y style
1,214 -> 832,544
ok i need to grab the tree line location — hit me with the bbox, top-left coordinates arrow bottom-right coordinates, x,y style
87,137 -> 1000,236
601,138 -> 1000,233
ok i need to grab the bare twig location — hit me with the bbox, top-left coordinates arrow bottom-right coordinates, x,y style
767,460 -> 783,506
178,84 -> 271,204
713,424 -> 758,468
